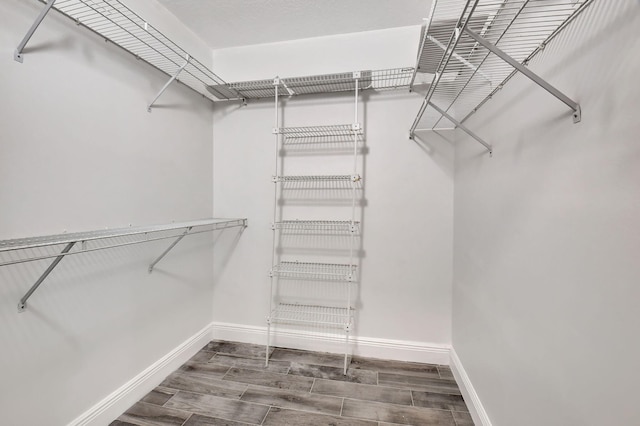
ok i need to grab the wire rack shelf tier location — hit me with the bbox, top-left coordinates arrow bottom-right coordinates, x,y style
274,175 -> 361,183
274,220 -> 360,233
276,125 -> 363,139
209,67 -> 415,100
271,261 -> 357,282
269,303 -> 354,328
410,0 -> 594,145
29,0 -> 229,103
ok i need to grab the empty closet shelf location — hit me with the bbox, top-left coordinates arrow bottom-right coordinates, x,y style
273,175 -> 361,182
0,218 -> 247,266
268,303 -> 353,328
271,261 -> 357,281
273,220 -> 359,233
276,124 -> 363,139
209,67 -> 415,100
412,0 -> 592,131
43,0 -> 229,102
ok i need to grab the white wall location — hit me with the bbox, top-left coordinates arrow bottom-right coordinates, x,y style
0,1 -> 215,424
452,2 -> 640,425
212,28 -> 454,360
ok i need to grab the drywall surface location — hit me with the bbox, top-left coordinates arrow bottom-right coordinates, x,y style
0,1 -> 214,424
212,25 -> 422,81
452,2 -> 640,425
212,28 -> 454,356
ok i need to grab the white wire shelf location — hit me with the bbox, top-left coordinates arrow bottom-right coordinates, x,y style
0,218 -> 245,253
208,67 -> 414,100
268,303 -> 354,328
271,261 -> 357,281
273,220 -> 360,233
274,175 -> 361,183
410,0 -> 593,140
1,218 -> 247,312
31,0 -> 230,102
276,124 -> 363,140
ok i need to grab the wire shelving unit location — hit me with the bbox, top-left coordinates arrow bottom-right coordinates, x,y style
0,218 -> 247,312
266,74 -> 364,374
409,0 -> 595,153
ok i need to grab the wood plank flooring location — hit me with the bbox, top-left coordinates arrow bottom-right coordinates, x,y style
111,341 -> 472,426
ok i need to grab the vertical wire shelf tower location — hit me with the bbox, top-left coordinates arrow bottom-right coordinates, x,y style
266,74 -> 363,374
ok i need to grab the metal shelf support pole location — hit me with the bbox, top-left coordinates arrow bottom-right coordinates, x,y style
18,241 -> 75,313
147,55 -> 190,112
464,28 -> 581,123
148,227 -> 192,273
266,77 -> 280,368
428,101 -> 492,155
14,0 -> 57,63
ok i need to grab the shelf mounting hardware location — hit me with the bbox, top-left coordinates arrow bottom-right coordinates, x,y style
464,28 -> 581,123
427,101 -> 492,156
14,0 -> 57,63
148,226 -> 192,273
147,54 -> 190,112
17,241 -> 74,313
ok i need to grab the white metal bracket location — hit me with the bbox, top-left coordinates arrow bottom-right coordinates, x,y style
148,227 -> 192,273
352,71 -> 361,79
18,241 -> 75,313
351,174 -> 361,183
427,101 -> 493,156
147,55 -> 190,112
14,0 -> 57,63
464,28 -> 581,123
351,123 -> 361,132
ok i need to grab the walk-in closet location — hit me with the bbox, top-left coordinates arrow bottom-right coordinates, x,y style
1,1 -> 638,425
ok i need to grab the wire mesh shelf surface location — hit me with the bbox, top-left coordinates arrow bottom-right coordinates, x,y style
274,220 -> 360,233
274,175 -> 361,183
271,261 -> 357,281
269,303 -> 353,328
277,125 -> 363,140
0,218 -> 246,253
413,0 -> 592,130
45,0 -> 228,102
209,67 -> 415,100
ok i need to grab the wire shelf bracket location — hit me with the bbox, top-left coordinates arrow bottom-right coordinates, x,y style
14,0 -> 57,63
464,28 -> 581,123
1,218 -> 248,313
409,0 -> 594,151
147,54 -> 190,112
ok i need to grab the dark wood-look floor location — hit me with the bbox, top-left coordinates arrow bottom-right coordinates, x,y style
111,341 -> 473,426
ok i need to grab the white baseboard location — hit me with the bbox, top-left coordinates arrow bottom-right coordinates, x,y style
68,323 -> 213,426
450,348 -> 492,426
211,321 -> 450,365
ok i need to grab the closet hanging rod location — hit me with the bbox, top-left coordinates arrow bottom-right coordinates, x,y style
0,218 -> 248,312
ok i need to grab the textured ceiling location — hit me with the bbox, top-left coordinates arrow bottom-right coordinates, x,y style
156,0 -> 431,49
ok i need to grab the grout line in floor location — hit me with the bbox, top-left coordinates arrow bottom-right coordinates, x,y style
259,406 -> 272,426
340,397 -> 345,416
179,412 -> 193,426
